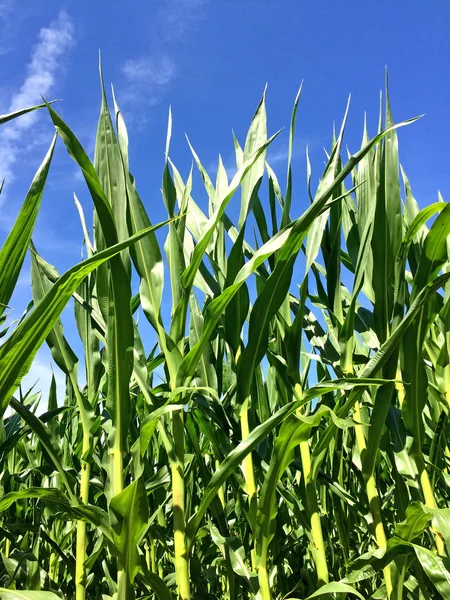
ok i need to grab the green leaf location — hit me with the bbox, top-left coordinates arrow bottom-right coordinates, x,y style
181,129 -> 281,293
304,582 -> 365,599
255,406 -> 355,568
109,477 -> 149,594
420,505 -> 450,554
177,223 -> 294,386
141,571 -> 173,600
0,487 -> 71,513
10,398 -> 77,502
0,220 -> 172,418
312,271 -> 450,476
30,248 -> 81,382
0,486 -> 111,540
238,88 -> 267,229
0,136 -> 56,318
0,590 -> 62,599
239,107 -> 418,407
281,82 -> 302,228
395,502 -> 431,542
95,60 -> 130,270
413,202 -> 450,297
0,101 -> 56,126
139,404 -> 184,456
413,543 -> 450,598
91,70 -> 134,461
186,380 -> 383,549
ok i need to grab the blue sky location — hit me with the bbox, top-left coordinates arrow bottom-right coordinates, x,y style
1,0 -> 450,396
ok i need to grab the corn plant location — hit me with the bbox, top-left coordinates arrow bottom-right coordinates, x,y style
1,67 -> 450,600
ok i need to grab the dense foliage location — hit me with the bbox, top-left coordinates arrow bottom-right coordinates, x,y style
1,70 -> 450,600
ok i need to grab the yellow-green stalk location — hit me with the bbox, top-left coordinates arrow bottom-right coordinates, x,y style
172,409 -> 191,600
294,384 -> 329,587
70,380 -> 92,600
240,398 -> 257,573
353,396 -> 393,598
299,440 -> 329,586
110,445 -> 125,591
216,458 -> 226,507
75,443 -> 90,600
257,566 -> 272,600
414,451 -> 445,555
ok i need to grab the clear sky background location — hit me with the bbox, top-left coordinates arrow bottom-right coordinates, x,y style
1,0 -> 450,396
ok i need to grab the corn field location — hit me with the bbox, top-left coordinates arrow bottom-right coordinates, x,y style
1,67 -> 450,600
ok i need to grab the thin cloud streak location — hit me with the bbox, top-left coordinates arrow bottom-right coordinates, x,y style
120,55 -> 176,108
159,0 -> 208,39
122,55 -> 176,87
0,0 -> 12,18
0,11 -> 74,189
117,0 -> 208,117
115,54 -> 176,127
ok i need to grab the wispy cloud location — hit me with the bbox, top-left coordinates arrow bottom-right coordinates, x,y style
0,0 -> 18,55
117,0 -> 208,117
158,0 -> 208,39
0,11 -> 74,189
122,55 -> 176,87
0,0 -> 12,18
115,54 -> 176,127
120,55 -> 176,108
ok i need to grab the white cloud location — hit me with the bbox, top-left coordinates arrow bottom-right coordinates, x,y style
0,0 -> 12,18
117,0 -> 208,115
0,1 -> 18,56
0,2 -> 35,57
119,55 -> 176,111
267,148 -> 290,165
159,0 -> 208,39
0,11 -> 74,189
122,56 -> 176,87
